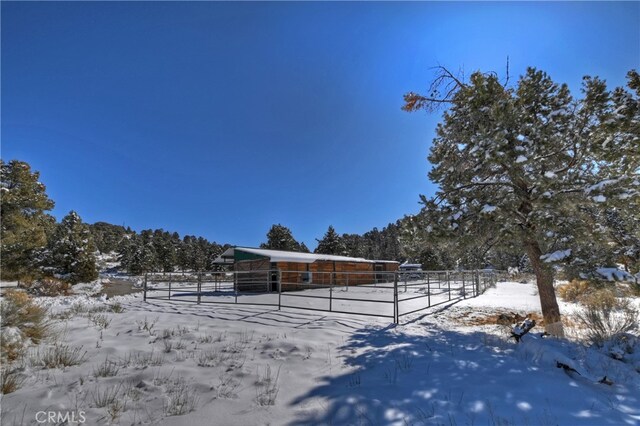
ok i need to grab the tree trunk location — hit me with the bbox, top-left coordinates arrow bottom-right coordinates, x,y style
524,239 -> 565,337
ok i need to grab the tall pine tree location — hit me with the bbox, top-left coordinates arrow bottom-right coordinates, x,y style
47,211 -> 98,283
260,224 -> 309,252
404,67 -> 640,336
315,226 -> 346,255
1,160 -> 56,281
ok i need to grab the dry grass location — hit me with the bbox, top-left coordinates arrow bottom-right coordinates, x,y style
29,344 -> 87,369
575,289 -> 639,346
163,378 -> 199,416
558,280 -> 597,303
24,277 -> 71,297
1,290 -> 49,362
455,310 -> 545,327
1,368 -> 26,394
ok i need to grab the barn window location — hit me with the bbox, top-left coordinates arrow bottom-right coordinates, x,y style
301,271 -> 312,284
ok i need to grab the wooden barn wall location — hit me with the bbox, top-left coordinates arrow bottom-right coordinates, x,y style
383,263 -> 399,272
233,259 -> 398,292
276,260 -> 396,290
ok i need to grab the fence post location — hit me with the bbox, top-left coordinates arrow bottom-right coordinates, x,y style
144,273 -> 147,302
462,272 -> 466,299
427,272 -> 431,307
278,270 -> 281,311
393,272 -> 398,324
197,273 -> 201,304
329,272 -> 333,312
235,271 -> 238,305
168,273 -> 172,300
447,271 -> 451,301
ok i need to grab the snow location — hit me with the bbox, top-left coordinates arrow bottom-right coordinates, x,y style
481,204 -> 497,213
215,247 -> 398,265
516,134 -> 526,142
592,195 -> 607,203
586,178 -> 623,194
540,249 -> 572,263
1,281 -> 639,425
2,326 -> 23,346
596,267 -> 637,282
544,171 -> 557,178
515,155 -> 527,163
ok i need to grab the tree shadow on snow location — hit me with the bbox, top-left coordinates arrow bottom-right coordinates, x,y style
288,319 -> 640,426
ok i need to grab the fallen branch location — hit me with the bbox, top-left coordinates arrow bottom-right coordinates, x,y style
511,318 -> 536,342
556,361 -> 613,386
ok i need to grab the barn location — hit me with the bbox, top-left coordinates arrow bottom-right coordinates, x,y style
213,247 -> 399,291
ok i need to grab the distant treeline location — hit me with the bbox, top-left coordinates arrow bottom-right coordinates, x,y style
1,158 -> 527,284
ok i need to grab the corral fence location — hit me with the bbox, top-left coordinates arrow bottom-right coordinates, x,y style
143,270 -> 503,324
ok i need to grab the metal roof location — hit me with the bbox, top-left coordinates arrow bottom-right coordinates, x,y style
213,246 -> 399,265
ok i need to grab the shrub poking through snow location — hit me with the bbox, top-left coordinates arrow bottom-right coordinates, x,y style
1,290 -> 49,362
575,289 -> 639,347
88,313 -> 111,330
0,368 -> 26,394
601,334 -> 640,372
24,277 -> 71,296
163,378 -> 199,416
255,365 -> 280,406
92,383 -> 124,408
93,357 -> 120,378
29,344 -> 87,369
558,280 -> 596,303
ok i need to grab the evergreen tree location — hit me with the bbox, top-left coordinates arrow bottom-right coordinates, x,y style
342,233 -> 367,258
260,224 -> 309,252
153,229 -> 177,272
89,222 -> 128,253
47,211 -> 98,283
0,159 -> 56,280
403,67 -> 640,336
315,226 -> 346,255
118,231 -> 158,274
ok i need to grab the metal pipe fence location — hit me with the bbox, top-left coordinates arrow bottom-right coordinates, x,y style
144,269 -> 499,324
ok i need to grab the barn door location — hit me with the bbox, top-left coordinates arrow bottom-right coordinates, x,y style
375,263 -> 384,283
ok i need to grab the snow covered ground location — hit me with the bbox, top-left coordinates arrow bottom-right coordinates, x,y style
1,281 -> 639,425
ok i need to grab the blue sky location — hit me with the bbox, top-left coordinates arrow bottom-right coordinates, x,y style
2,2 -> 639,249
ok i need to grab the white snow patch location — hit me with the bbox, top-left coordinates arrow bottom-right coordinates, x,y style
515,155 -> 527,163
596,267 -> 636,282
481,205 -> 497,213
540,249 -> 572,263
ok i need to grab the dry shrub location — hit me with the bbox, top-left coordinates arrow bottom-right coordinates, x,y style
0,368 -> 25,394
575,289 -> 639,347
1,290 -> 49,362
557,280 -> 597,303
24,277 -> 71,297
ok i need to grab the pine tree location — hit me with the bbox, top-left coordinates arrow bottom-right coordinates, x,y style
48,211 -> 98,283
314,226 -> 346,255
118,231 -> 158,275
342,233 -> 366,258
403,67 -> 640,336
153,229 -> 177,272
89,222 -> 128,253
260,224 -> 309,252
1,160 -> 56,280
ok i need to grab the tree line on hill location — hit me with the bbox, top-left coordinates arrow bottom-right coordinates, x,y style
1,159 -> 431,283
